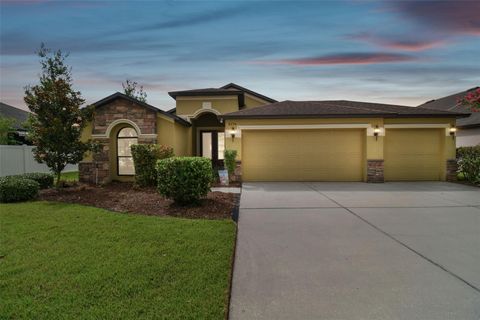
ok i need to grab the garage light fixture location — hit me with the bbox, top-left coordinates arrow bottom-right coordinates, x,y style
373,125 -> 381,141
449,126 -> 457,138
229,127 -> 237,141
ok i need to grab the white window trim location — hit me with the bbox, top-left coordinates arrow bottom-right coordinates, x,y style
384,123 -> 452,136
384,124 -> 450,129
236,124 -> 371,137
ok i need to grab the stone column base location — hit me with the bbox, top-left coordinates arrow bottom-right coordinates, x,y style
79,162 -> 96,184
79,162 -> 109,185
367,159 -> 384,183
446,159 -> 458,182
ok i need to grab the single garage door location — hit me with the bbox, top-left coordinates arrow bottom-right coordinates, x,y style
242,129 -> 364,181
384,129 -> 442,181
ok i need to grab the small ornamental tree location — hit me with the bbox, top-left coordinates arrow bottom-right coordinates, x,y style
459,88 -> 480,112
122,79 -> 147,103
224,149 -> 237,179
24,44 -> 95,187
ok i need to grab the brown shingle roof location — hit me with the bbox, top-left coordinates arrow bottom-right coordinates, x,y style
220,83 -> 277,103
221,100 -> 469,119
0,102 -> 30,130
418,87 -> 479,128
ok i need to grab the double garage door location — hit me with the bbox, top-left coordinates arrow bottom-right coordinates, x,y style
242,128 -> 443,182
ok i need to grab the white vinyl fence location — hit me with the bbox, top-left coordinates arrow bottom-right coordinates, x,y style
0,145 -> 77,177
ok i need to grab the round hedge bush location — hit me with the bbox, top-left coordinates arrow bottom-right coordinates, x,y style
20,172 -> 54,189
156,157 -> 213,205
0,176 -> 40,203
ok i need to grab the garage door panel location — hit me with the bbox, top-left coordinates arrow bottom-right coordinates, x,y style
385,129 -> 442,181
242,129 -> 364,181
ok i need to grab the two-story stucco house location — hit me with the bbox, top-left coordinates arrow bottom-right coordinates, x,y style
79,83 -> 467,184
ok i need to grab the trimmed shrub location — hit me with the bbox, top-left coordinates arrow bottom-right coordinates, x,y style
457,146 -> 480,184
132,144 -> 174,187
224,149 -> 238,177
157,157 -> 213,205
20,172 -> 54,189
0,176 -> 40,203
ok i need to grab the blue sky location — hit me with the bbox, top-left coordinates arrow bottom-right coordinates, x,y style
1,0 -> 479,111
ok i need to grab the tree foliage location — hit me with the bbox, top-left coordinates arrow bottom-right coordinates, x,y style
131,144 -> 174,187
0,116 -> 17,145
457,146 -> 480,184
459,88 -> 480,111
24,44 -> 95,187
122,79 -> 147,103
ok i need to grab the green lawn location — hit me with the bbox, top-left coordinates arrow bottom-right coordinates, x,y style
59,171 -> 79,181
0,202 -> 236,319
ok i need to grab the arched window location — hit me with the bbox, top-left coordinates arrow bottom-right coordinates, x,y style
117,127 -> 138,175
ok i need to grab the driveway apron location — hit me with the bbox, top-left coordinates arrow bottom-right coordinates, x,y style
230,182 -> 480,320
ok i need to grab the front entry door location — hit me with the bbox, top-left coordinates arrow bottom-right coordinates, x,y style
201,131 -> 225,167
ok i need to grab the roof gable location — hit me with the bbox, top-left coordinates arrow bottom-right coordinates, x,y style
92,92 -> 190,126
168,83 -> 277,106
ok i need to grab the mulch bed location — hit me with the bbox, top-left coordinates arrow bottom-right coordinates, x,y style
39,182 -> 237,219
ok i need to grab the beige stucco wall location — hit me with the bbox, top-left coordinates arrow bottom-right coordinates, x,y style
80,121 -> 93,161
156,114 -> 192,156
173,122 -> 191,156
244,94 -> 270,109
157,115 -> 175,148
175,95 -> 239,116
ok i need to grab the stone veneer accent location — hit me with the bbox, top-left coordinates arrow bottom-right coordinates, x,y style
79,162 -> 96,184
93,99 -> 157,135
80,98 -> 157,184
367,159 -> 384,183
446,159 -> 458,182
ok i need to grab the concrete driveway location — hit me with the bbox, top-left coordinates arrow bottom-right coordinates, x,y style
230,182 -> 480,320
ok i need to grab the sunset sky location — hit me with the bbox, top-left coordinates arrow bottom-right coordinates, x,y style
1,0 -> 479,111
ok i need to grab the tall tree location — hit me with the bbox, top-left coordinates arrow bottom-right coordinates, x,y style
122,79 -> 147,102
24,44 -> 95,187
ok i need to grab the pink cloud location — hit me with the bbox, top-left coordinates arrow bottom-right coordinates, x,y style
348,33 -> 445,52
253,53 -> 417,66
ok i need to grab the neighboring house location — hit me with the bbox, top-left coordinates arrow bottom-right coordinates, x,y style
79,83 -> 467,184
0,102 -> 31,145
418,87 -> 479,147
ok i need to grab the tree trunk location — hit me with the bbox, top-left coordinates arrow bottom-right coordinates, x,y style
55,171 -> 62,188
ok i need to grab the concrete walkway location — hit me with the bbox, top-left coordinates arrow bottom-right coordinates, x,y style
230,182 -> 480,320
